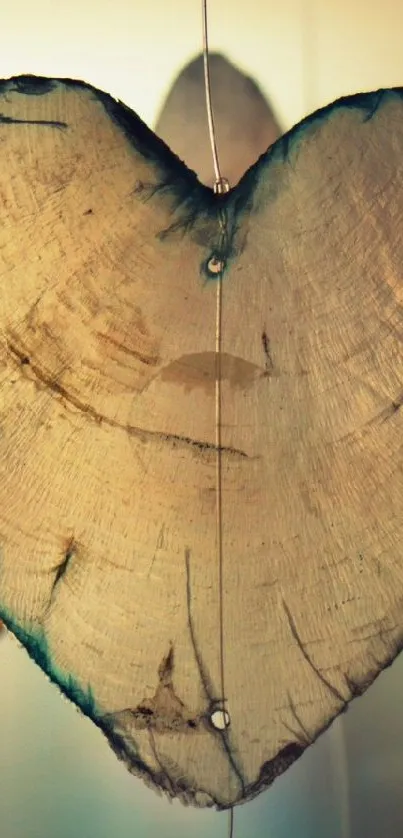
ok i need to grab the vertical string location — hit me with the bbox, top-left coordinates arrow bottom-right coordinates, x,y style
214,219 -> 226,758
201,2 -> 233,837
202,0 -> 223,184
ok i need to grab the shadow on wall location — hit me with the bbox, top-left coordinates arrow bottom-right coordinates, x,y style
155,52 -> 282,188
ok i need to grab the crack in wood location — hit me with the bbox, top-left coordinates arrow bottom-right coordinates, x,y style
6,339 -> 249,459
261,329 -> 274,375
282,598 -> 347,706
184,548 -> 246,795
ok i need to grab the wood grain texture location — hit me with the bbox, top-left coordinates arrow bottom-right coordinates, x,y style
0,76 -> 403,809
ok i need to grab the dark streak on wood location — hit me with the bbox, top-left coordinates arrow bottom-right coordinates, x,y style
184,548 -> 246,794
386,393 -> 403,419
287,690 -> 312,744
6,339 -> 249,460
96,330 -> 160,366
281,720 -> 306,748
261,330 -> 274,375
282,598 -> 347,706
0,113 -> 67,128
51,537 -> 76,596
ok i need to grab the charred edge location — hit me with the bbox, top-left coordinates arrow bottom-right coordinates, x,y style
7,340 -> 248,459
245,624 -> 403,806
8,76 -> 57,96
103,707 -> 302,809
221,741 -> 306,809
147,727 -> 180,795
344,672 -> 365,698
0,113 -> 67,128
256,742 -> 305,789
98,713 -> 168,795
344,628 -> 403,699
103,709 -> 196,810
184,548 -> 246,796
282,599 -> 347,706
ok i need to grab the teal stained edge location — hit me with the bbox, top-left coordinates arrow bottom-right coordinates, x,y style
228,86 -> 403,221
3,76 -> 402,285
0,603 -> 100,721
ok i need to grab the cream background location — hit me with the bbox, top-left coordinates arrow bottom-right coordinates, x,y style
1,0 -> 403,132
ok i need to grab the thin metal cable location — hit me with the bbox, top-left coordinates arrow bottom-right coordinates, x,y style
202,2 -> 233,836
202,0 -> 222,184
214,240 -> 234,838
214,231 -> 225,719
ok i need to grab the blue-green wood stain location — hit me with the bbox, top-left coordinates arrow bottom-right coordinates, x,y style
1,75 -> 402,283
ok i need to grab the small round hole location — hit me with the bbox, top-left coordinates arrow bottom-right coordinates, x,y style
210,708 -> 231,730
207,255 -> 225,275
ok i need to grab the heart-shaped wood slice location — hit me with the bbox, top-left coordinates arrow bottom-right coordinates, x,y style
0,76 -> 403,809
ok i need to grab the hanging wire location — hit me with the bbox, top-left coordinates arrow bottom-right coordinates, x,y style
202,0 -> 222,184
201,2 -> 233,837
201,5 -> 348,838
202,0 -> 230,193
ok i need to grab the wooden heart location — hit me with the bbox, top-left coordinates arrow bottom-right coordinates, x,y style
1,75 -> 403,810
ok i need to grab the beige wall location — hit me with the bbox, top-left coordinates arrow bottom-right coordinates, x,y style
2,0 -> 403,130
